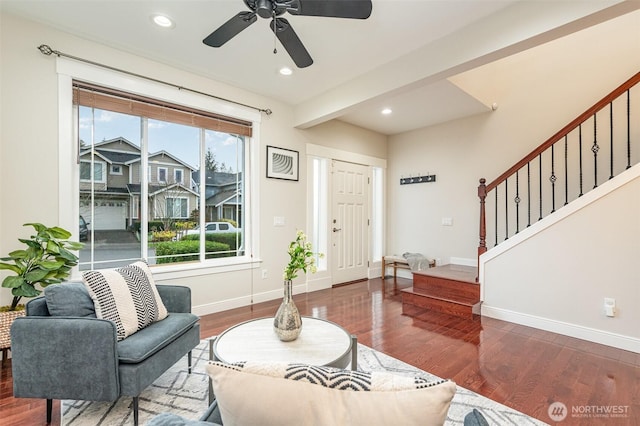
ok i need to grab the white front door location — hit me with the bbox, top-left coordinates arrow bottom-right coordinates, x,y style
331,160 -> 369,285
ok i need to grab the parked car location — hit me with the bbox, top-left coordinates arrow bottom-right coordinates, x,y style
185,222 -> 238,235
79,215 -> 90,241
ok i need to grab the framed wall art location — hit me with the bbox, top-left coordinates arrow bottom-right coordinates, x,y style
266,145 -> 299,181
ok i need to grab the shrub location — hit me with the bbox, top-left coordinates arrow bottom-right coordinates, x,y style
175,221 -> 197,231
180,232 -> 242,251
131,221 -> 165,232
154,240 -> 230,264
151,230 -> 176,242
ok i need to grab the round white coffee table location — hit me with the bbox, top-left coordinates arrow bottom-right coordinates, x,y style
210,316 -> 357,369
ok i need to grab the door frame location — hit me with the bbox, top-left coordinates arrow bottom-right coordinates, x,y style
306,144 -> 387,292
330,159 -> 370,285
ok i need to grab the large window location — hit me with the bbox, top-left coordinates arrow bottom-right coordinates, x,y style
75,81 -> 252,270
166,197 -> 188,218
80,160 -> 105,182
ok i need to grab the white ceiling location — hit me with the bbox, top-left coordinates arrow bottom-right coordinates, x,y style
1,0 -> 635,135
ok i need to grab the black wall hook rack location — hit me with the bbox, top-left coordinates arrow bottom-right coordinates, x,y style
400,175 -> 436,185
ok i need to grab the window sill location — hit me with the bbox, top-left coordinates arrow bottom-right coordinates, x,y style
71,257 -> 262,282
147,256 -> 262,281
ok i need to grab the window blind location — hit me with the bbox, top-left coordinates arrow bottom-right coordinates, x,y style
72,81 -> 252,137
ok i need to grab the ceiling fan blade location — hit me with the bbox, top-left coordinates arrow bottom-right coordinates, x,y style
203,11 -> 257,47
289,0 -> 372,19
272,18 -> 313,68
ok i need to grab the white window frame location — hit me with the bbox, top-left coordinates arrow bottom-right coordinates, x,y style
166,196 -> 189,219
157,167 -> 168,183
110,164 -> 123,175
174,168 -> 184,184
57,57 -> 262,277
80,159 -> 106,183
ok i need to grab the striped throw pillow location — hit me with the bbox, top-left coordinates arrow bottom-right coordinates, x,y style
82,261 -> 168,341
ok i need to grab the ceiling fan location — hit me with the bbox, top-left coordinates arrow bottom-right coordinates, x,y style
203,0 -> 373,68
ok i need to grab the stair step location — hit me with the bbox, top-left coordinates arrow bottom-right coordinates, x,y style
401,288 -> 478,319
409,286 -> 479,305
401,265 -> 480,320
412,265 -> 479,302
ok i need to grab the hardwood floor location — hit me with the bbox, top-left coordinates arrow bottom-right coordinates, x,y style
1,277 -> 638,425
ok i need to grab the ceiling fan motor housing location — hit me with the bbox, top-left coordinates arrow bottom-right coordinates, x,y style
249,0 -> 291,19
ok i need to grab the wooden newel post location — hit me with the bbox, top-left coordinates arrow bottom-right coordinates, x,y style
477,178 -> 487,269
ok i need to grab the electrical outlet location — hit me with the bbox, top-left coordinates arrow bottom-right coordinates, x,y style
604,297 -> 616,317
262,269 -> 267,279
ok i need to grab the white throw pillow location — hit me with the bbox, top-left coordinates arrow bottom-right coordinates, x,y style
206,361 -> 456,426
82,261 -> 168,341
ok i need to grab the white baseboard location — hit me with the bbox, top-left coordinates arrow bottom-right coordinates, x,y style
482,304 -> 640,353
368,266 -> 382,280
192,282 -> 315,316
396,269 -> 412,279
450,257 -> 476,267
307,276 -> 332,292
192,295 -> 253,316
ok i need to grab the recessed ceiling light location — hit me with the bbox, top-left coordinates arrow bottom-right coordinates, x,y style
152,14 -> 174,28
279,67 -> 293,76
381,108 -> 392,115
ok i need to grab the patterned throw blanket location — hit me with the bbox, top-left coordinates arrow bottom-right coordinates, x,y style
402,252 -> 434,272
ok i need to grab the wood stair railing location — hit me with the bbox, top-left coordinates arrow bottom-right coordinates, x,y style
478,72 -> 640,262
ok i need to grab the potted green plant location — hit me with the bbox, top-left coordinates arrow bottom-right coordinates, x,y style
274,230 -> 322,342
0,223 -> 83,350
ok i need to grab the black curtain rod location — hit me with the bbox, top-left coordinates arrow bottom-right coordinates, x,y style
37,44 -> 272,116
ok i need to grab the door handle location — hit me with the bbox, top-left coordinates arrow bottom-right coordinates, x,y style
332,227 -> 341,232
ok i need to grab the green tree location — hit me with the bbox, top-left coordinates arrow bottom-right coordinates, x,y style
205,148 -> 218,172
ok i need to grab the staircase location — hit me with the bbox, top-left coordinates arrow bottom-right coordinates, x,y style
478,71 -> 640,256
401,265 -> 479,320
401,71 -> 639,322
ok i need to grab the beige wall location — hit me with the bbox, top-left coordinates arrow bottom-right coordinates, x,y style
0,12 -> 386,310
301,119 -> 387,159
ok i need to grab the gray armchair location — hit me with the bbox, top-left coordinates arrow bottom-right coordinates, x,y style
10,283 -> 200,426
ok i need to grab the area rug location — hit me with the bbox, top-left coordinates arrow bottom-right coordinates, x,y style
61,339 -> 548,425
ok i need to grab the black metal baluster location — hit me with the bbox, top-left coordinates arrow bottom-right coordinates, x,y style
527,162 -> 531,227
505,179 -> 509,240
549,144 -> 556,213
539,154 -> 543,221
592,113 -> 599,188
579,124 -> 584,197
564,135 -> 568,206
515,170 -> 520,234
609,102 -> 614,180
627,90 -> 631,170
494,188 -> 498,246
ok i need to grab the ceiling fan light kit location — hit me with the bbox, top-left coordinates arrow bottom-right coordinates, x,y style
203,0 -> 373,68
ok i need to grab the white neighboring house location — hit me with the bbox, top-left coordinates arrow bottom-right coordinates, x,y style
79,137 -> 198,230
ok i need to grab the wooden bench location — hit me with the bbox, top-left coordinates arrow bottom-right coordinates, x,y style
381,255 -> 435,281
